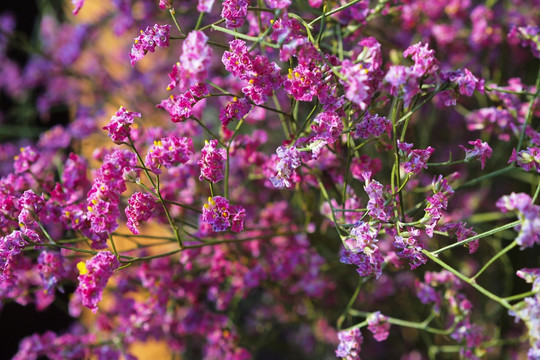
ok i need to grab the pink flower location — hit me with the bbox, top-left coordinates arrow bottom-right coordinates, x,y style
129,24 -> 171,66
270,146 -> 301,188
311,111 -> 343,144
198,140 -> 227,183
284,65 -> 323,101
201,196 -> 245,232
384,65 -> 421,108
71,0 -> 85,15
460,139 -> 492,170
335,327 -> 363,359
365,179 -> 390,222
403,42 -> 439,76
102,106 -> 141,144
509,147 -> 540,173
398,140 -> 435,175
367,311 -> 391,341
125,192 -> 156,234
157,91 -> 196,123
13,146 -> 39,174
354,113 -> 391,139
145,136 -> 194,174
17,190 -> 45,226
219,97 -> 252,126
221,0 -> 250,29
75,251 -> 119,313
167,31 -> 212,91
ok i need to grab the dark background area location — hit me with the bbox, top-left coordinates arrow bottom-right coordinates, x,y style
0,1 -> 74,359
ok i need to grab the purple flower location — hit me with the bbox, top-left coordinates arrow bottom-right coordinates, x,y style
403,42 -> 439,76
75,251 -> 120,313
0,230 -> 27,281
335,327 -> 363,359
37,251 -> 65,292
284,65 -> 323,102
17,190 -> 45,226
125,192 -> 156,234
354,113 -> 391,139
311,111 -> 343,144
509,147 -> 540,173
129,24 -> 171,66
201,196 -> 245,232
441,222 -> 478,254
349,221 -> 380,251
221,0 -> 249,29
340,246 -> 384,279
265,0 -> 291,9
496,193 -> 540,249
167,31 -> 213,91
340,60 -> 372,110
102,106 -> 141,144
270,146 -> 301,188
398,140 -> 434,175
393,228 -> 427,269
364,179 -> 390,221
219,97 -> 252,126
438,68 -> 485,106
197,0 -> 215,12
157,91 -> 197,123
145,136 -> 194,174
367,311 -> 390,341
62,153 -> 90,193
508,25 -> 540,58
460,139 -> 492,170
222,40 -> 282,105
13,146 -> 39,174
384,65 -> 420,108
198,140 -> 227,183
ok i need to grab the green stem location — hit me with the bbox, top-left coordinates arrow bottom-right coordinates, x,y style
337,278 -> 365,330
471,241 -> 517,281
422,249 -> 512,310
504,290 -> 539,302
194,12 -> 204,30
169,9 -> 185,35
308,0 -> 364,26
347,310 -> 456,335
190,116 -> 226,147
432,220 -> 520,255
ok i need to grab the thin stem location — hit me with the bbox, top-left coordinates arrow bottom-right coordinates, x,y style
432,220 -> 520,255
347,310 -> 457,335
337,278 -> 365,330
471,241 -> 517,281
308,0 -> 364,26
422,249 -> 512,310
169,9 -> 185,35
504,290 -> 539,302
190,116 -> 226,147
194,12 -> 204,30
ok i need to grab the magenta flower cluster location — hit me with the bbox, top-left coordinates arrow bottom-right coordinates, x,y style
1,0 -> 540,359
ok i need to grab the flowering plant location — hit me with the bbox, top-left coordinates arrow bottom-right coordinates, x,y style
0,0 -> 539,359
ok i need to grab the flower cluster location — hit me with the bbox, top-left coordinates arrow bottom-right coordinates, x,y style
145,136 -> 194,174
496,193 -> 540,249
75,251 -> 120,313
125,192 -> 156,234
201,196 -> 245,232
102,106 -> 141,145
130,24 -> 171,66
198,140 -> 226,183
2,0 -> 540,359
